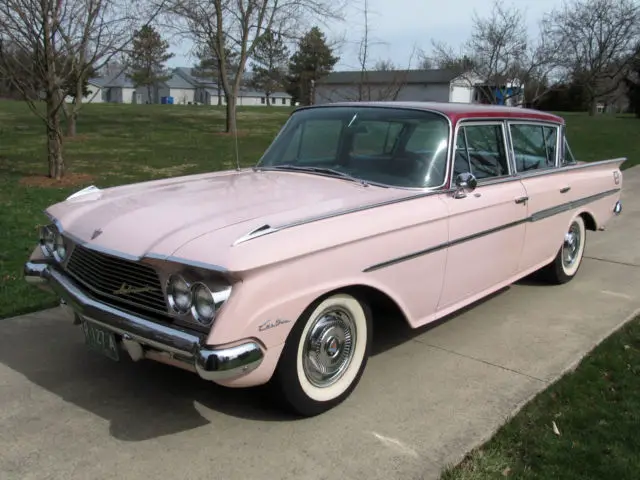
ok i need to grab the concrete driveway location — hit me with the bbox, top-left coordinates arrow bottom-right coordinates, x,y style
2,166 -> 639,480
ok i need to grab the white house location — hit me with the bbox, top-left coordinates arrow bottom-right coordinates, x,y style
64,78 -> 105,104
314,69 -> 523,106
173,67 -> 294,106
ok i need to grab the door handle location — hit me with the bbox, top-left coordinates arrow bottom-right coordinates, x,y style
560,186 -> 571,193
515,196 -> 528,205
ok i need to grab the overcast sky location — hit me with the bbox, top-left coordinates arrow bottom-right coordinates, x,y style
165,0 -> 566,71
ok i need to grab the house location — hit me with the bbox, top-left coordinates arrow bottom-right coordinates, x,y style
64,78 -> 105,104
173,67 -> 294,106
83,65 -> 293,106
314,69 -> 523,106
101,70 -> 138,104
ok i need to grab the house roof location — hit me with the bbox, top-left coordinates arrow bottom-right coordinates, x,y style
318,68 -> 462,86
165,72 -> 196,89
102,70 -> 135,88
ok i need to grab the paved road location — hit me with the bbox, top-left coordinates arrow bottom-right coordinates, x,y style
2,166 -> 639,480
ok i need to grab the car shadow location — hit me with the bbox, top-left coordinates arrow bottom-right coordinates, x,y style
1,286 -> 514,441
0,312 -> 302,442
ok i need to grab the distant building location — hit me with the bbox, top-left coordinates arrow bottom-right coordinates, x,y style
80,65 -> 293,106
314,69 -> 523,106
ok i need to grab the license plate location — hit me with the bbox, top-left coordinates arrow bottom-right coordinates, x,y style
82,320 -> 120,361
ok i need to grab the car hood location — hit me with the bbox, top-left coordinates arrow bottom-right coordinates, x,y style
48,169 -> 410,259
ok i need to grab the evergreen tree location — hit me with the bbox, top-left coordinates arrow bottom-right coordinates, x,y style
127,25 -> 173,103
249,30 -> 289,105
287,27 -> 339,105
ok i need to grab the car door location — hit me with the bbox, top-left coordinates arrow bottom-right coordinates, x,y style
507,121 -> 575,273
437,120 -> 529,311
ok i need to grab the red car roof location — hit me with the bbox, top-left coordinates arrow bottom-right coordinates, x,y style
304,101 -> 565,125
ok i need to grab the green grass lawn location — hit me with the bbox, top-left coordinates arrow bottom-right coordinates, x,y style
0,103 -> 637,319
441,315 -> 640,480
0,101 -> 293,318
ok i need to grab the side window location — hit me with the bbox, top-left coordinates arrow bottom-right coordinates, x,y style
454,124 -> 509,179
281,119 -> 342,164
510,124 -> 558,172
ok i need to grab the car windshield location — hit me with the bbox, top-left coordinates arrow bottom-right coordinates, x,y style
256,106 -> 450,188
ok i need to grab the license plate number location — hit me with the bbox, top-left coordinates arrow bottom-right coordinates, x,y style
82,320 -> 120,361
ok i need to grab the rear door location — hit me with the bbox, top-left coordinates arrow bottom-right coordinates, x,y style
508,121 -> 575,272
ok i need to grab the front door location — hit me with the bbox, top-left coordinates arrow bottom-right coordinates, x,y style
437,121 -> 528,311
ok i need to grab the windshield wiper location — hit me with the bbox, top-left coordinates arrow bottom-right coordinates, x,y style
264,164 -> 369,186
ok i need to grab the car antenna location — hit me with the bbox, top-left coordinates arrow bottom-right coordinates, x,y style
234,113 -> 241,171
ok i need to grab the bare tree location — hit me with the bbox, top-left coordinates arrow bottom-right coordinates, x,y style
164,0 -> 345,135
59,1 -> 165,137
541,0 -> 640,115
0,1 -> 69,179
429,0 -> 561,106
0,0 -> 162,179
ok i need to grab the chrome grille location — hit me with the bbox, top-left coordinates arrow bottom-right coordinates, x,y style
65,244 -> 168,315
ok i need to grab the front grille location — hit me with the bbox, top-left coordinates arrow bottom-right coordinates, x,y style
65,244 -> 168,315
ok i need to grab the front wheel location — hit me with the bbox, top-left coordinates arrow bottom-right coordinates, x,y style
540,215 -> 587,284
272,292 -> 372,417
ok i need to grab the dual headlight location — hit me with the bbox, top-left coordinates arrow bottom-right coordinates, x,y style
166,274 -> 231,326
39,224 -> 67,262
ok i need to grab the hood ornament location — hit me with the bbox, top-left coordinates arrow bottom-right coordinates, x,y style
91,228 -> 103,240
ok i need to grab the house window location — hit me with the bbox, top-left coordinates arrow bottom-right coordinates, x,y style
454,123 -> 509,179
261,97 -> 265,104
282,98 -> 286,105
510,123 -> 558,172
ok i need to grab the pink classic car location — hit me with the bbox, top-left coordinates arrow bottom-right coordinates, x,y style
24,102 -> 625,416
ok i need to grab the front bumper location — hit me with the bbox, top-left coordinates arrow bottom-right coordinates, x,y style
24,261 -> 264,382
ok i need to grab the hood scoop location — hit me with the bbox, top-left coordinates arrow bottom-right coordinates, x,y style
233,224 -> 278,246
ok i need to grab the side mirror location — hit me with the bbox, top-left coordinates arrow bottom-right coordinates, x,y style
453,172 -> 477,199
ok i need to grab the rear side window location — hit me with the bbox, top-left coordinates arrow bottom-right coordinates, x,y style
510,123 -> 558,172
454,123 -> 509,179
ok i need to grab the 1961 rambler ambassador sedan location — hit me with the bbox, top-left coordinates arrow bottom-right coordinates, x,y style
24,101 -> 624,416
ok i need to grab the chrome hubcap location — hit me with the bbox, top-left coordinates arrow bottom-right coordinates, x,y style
302,307 -> 356,388
562,222 -> 581,268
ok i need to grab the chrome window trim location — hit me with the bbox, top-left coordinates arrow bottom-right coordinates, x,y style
451,118 -> 513,182
506,120 -> 561,173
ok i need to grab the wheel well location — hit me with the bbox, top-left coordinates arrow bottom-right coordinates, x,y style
580,211 -> 597,231
323,284 -> 410,326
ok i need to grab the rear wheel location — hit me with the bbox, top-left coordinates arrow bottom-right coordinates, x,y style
540,215 -> 586,284
272,292 -> 372,417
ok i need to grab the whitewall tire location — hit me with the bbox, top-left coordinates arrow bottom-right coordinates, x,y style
541,215 -> 587,284
272,292 -> 372,417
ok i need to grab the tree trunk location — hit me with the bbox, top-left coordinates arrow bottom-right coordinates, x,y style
67,112 -> 77,137
588,97 -> 598,116
226,94 -> 237,133
266,92 -> 271,107
147,85 -> 153,104
46,98 -> 64,179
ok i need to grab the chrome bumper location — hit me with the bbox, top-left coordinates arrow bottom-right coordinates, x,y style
23,261 -> 264,382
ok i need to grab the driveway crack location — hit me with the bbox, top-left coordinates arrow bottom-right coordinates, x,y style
584,256 -> 640,268
412,339 -> 547,383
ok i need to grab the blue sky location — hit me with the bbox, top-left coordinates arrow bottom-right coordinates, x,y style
166,0 -> 566,71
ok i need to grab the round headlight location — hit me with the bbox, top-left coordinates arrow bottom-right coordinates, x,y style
54,232 -> 67,261
167,275 -> 192,313
39,226 -> 56,257
191,283 -> 215,325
